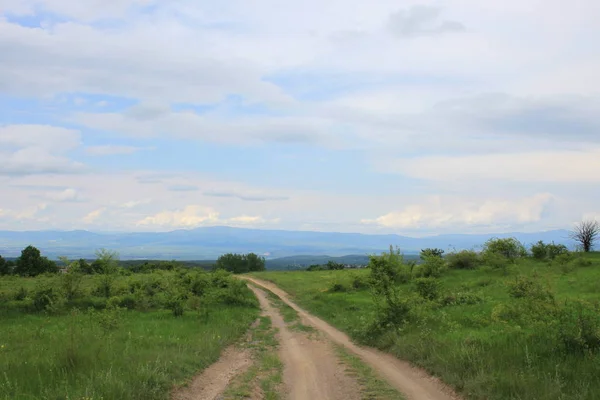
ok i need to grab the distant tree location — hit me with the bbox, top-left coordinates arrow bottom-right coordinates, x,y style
420,248 -> 445,260
326,261 -> 345,270
245,253 -> 266,272
93,249 -> 120,274
77,258 -> 94,274
13,245 -> 58,276
570,220 -> 599,253
0,255 -> 9,275
215,253 -> 245,273
307,264 -> 325,271
215,253 -> 266,274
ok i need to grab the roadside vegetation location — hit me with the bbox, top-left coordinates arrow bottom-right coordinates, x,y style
251,228 -> 600,400
0,247 -> 258,400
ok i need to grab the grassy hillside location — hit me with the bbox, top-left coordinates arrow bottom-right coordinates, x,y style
0,270 -> 258,400
251,252 -> 600,400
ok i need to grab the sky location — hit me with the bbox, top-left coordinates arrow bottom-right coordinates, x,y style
0,0 -> 599,235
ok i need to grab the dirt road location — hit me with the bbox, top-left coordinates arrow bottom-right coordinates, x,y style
250,285 -> 361,400
243,277 -> 460,400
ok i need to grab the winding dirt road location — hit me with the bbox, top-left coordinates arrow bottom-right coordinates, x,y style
243,277 -> 460,400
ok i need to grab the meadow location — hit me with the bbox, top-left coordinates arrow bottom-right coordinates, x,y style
0,268 -> 259,400
251,248 -> 600,400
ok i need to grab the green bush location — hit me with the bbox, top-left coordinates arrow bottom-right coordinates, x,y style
557,300 -> 600,355
350,274 -> 369,290
13,286 -> 28,301
329,281 -> 347,292
483,237 -> 527,260
446,250 -> 480,270
414,278 -> 440,300
507,276 -> 554,301
417,255 -> 446,278
32,283 -> 60,311
440,291 -> 483,306
531,241 -> 570,261
481,252 -> 509,271
420,248 -> 445,259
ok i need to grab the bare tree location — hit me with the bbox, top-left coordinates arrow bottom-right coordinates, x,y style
570,220 -> 599,252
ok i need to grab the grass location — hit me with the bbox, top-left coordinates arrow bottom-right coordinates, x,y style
0,269 -> 259,400
223,316 -> 283,400
250,252 -> 600,400
334,345 -> 405,400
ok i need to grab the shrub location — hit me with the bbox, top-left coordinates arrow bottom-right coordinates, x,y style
13,287 -> 28,301
414,278 -> 440,300
557,300 -> 600,355
307,264 -> 324,271
350,274 -> 369,290
417,255 -> 446,278
440,291 -> 483,306
482,237 -> 527,261
329,281 -> 347,292
32,283 -> 60,311
446,250 -> 480,270
531,241 -> 548,260
481,252 -> 509,272
420,248 -> 445,259
507,276 -> 554,301
326,261 -> 345,270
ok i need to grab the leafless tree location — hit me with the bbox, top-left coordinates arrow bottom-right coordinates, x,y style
570,220 -> 599,252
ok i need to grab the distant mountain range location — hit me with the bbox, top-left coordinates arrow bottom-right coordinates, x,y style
0,226 -> 576,260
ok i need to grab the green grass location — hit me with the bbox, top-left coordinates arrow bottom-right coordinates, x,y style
224,316 -> 283,400
334,345 -> 404,400
0,269 -> 259,400
250,253 -> 600,400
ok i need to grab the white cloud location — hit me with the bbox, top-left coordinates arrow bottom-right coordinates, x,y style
85,145 -> 153,156
83,208 -> 106,224
43,188 -> 82,202
362,193 -> 554,230
136,205 -> 220,228
0,125 -> 84,176
380,148 -> 600,183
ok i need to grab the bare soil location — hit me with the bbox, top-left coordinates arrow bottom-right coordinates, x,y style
243,277 -> 461,400
172,345 -> 252,400
249,285 -> 362,400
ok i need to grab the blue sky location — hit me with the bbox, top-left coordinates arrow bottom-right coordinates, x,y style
1,0 -> 599,234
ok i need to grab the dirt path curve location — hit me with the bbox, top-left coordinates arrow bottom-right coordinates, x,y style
249,285 -> 361,400
243,277 -> 461,400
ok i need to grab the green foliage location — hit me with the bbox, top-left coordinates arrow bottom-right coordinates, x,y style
420,248 -> 445,259
328,281 -> 347,292
557,300 -> 600,355
326,260 -> 345,270
350,273 -> 369,290
531,241 -> 570,260
306,264 -> 325,271
481,251 -> 510,272
446,250 -> 480,270
13,246 -> 58,276
507,275 -> 554,301
32,282 -> 60,312
482,237 -> 527,261
0,255 -> 9,275
13,286 -> 28,301
414,277 -> 440,300
415,255 -> 446,278
215,252 -> 266,274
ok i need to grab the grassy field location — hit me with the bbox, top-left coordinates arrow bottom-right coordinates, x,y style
250,252 -> 600,400
0,269 -> 258,400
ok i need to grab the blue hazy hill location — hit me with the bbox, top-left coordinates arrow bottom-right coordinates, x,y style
0,226 -> 575,260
